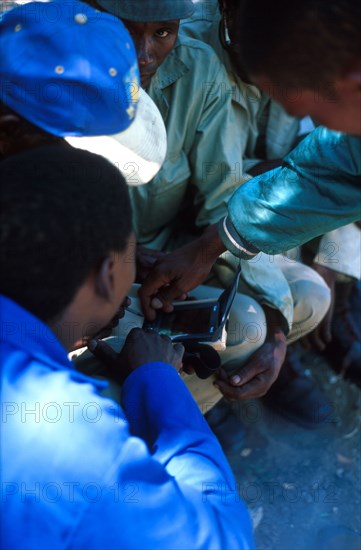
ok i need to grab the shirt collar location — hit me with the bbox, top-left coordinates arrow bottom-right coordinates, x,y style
153,38 -> 189,89
0,294 -> 71,370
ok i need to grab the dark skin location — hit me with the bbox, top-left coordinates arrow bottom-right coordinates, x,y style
89,328 -> 184,384
122,19 -> 180,89
121,19 -> 183,284
138,225 -> 225,318
136,245 -> 166,283
215,306 -> 287,400
138,226 -> 288,400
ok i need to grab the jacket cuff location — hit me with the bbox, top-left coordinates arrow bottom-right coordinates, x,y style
217,216 -> 259,260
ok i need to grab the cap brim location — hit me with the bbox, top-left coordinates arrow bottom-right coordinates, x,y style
65,88 -> 166,185
96,0 -> 195,22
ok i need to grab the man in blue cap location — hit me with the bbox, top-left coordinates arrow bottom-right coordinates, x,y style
0,0 -> 167,183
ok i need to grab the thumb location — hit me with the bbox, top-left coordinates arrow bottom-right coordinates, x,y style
151,283 -> 186,313
173,343 -> 185,371
173,343 -> 185,359
87,339 -> 119,369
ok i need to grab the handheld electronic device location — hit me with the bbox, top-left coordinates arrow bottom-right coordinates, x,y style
143,263 -> 242,345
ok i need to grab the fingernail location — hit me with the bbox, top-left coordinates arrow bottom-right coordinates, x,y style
230,375 -> 241,385
87,339 -> 98,352
151,297 -> 163,309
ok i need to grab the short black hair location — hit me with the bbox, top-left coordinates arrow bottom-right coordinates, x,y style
0,145 -> 132,322
234,0 -> 361,89
0,101 -> 63,160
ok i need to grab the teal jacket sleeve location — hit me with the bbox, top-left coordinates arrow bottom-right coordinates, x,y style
218,127 -> 361,257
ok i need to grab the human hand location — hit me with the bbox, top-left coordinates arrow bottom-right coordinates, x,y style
301,263 -> 336,351
136,245 -> 166,283
214,331 -> 287,400
138,224 -> 226,320
88,327 -> 184,384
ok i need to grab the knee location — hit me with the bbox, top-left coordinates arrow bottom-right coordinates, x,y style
292,276 -> 331,328
227,294 -> 267,347
219,295 -> 267,369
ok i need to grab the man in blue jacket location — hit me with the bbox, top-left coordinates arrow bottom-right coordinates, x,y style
0,145 -> 253,550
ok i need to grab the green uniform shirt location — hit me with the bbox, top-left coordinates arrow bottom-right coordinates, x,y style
129,34 -> 247,249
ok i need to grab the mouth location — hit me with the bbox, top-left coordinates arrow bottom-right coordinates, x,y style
140,72 -> 155,86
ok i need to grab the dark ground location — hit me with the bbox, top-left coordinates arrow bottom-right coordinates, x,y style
218,351 -> 361,550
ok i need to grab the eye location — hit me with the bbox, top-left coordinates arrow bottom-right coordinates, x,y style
155,29 -> 170,38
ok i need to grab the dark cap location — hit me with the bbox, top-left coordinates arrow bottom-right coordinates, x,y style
97,0 -> 195,22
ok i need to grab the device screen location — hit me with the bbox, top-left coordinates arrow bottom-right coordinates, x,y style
158,305 -> 215,337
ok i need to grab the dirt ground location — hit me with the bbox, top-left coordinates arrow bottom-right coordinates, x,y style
218,351 -> 361,550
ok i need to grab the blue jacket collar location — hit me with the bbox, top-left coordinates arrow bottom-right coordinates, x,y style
0,294 -> 71,370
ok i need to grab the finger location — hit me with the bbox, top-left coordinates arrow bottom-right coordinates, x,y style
138,283 -> 163,321
138,267 -> 176,298
228,361 -> 265,387
122,296 -> 132,308
173,343 -> 185,359
124,327 -> 144,345
216,367 -> 229,383
175,293 -> 188,301
171,343 -> 185,371
182,364 -> 195,375
87,339 -> 119,368
215,377 -> 267,400
139,273 -> 185,319
154,284 -> 188,312
151,296 -> 174,313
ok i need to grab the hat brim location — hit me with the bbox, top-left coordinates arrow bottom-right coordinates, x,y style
96,0 -> 195,22
66,88 -> 166,186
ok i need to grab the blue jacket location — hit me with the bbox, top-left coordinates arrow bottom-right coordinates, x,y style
219,128 -> 361,258
0,295 -> 253,549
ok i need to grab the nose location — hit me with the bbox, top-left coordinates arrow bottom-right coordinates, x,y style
137,37 -> 155,67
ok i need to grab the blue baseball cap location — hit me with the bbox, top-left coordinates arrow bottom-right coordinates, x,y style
0,0 -> 140,136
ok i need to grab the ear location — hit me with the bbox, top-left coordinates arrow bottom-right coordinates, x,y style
94,256 -> 116,303
347,72 -> 361,85
0,113 -> 21,125
337,59 -> 361,91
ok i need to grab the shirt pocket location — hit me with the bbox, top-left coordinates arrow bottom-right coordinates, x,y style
131,151 -> 191,236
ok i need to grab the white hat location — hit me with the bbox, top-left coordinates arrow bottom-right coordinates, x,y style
66,88 -> 167,186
